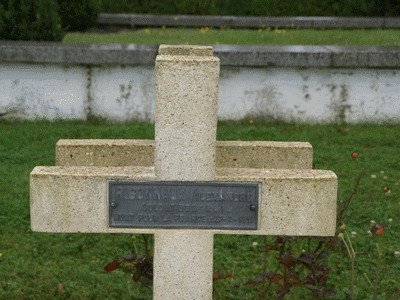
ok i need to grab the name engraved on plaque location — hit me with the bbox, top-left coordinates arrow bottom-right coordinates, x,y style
109,182 -> 259,230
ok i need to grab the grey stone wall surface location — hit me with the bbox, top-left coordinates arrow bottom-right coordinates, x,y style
98,13 -> 400,29
1,41 -> 399,68
1,41 -> 399,123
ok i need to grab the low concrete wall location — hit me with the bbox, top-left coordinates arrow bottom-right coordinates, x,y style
1,41 -> 400,122
98,14 -> 400,29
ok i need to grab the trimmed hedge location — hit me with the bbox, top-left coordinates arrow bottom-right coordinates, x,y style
57,0 -> 99,32
95,0 -> 400,16
0,0 -> 398,41
0,0 -> 65,41
0,0 -> 99,41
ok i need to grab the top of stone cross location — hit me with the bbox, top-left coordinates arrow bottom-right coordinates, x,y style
155,44 -> 219,181
158,44 -> 213,56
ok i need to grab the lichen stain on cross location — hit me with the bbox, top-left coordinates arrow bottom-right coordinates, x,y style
30,45 -> 337,300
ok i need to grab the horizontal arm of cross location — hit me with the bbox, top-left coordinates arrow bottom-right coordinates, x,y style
31,166 -> 336,236
56,139 -> 313,169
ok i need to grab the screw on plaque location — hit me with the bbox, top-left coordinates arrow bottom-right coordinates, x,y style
250,204 -> 256,211
110,201 -> 117,209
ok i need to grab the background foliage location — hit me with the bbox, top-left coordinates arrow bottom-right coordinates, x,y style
0,0 -> 65,41
96,0 -> 400,16
0,0 -> 399,41
57,0 -> 99,32
0,0 -> 98,41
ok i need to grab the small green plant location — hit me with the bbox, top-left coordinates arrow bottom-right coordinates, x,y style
244,236 -> 338,298
364,243 -> 382,300
116,82 -> 133,106
104,251 -> 154,287
339,229 -> 400,300
103,234 -> 153,288
338,231 -> 358,300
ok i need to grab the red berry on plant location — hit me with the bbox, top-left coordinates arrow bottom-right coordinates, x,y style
352,152 -> 358,158
376,228 -> 384,235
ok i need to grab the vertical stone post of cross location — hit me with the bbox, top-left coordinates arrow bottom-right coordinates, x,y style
153,45 -> 219,299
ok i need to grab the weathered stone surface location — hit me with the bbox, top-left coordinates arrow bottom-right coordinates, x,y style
2,41 -> 400,68
385,18 -> 400,28
154,44 -> 219,182
30,166 -> 337,236
0,41 -> 158,65
56,139 -> 313,169
56,139 -> 155,167
153,44 -> 219,298
312,17 -> 384,28
158,44 -> 213,56
98,13 -> 397,29
217,141 -> 312,169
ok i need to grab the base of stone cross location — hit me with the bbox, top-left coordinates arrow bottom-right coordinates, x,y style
154,230 -> 214,299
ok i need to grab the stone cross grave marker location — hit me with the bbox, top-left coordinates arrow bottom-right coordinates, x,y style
30,45 -> 337,300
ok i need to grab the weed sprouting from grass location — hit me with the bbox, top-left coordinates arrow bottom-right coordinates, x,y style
338,231 -> 356,300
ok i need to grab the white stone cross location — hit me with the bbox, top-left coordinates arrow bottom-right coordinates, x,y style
30,45 -> 337,300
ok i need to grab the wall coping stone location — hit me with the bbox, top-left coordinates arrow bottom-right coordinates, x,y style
98,13 -> 400,29
1,41 -> 399,68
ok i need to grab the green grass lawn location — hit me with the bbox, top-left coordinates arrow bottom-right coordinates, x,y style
0,119 -> 399,299
63,27 -> 400,46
